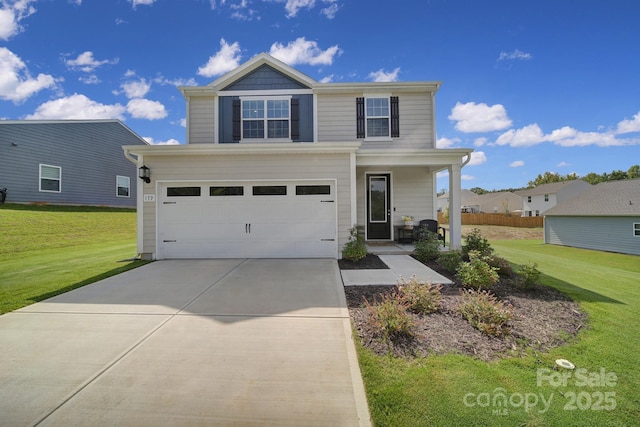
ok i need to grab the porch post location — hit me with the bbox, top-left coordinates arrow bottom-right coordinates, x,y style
448,163 -> 462,249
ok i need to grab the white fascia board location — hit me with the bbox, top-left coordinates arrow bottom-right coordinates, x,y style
122,142 -> 362,157
356,148 -> 473,167
313,81 -> 442,94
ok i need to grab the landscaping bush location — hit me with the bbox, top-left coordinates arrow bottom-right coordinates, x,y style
459,289 -> 513,336
414,230 -> 441,262
342,226 -> 367,261
437,250 -> 463,274
487,255 -> 515,278
462,228 -> 493,258
456,258 -> 500,290
516,262 -> 541,289
397,275 -> 442,314
364,289 -> 414,339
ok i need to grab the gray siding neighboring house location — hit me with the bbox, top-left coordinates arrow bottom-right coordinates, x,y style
516,180 -> 592,217
0,120 -> 148,207
544,179 -> 640,255
462,191 -> 522,214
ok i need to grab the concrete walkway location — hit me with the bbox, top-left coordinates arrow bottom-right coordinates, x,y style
0,259 -> 371,426
340,255 -> 453,286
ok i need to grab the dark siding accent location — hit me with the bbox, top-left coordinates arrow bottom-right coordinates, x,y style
356,97 -> 365,138
291,98 -> 300,141
221,65 -> 310,91
232,99 -> 241,142
391,96 -> 400,138
0,121 -> 146,207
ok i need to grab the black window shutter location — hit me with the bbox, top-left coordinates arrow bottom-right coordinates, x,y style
390,96 -> 400,138
356,97 -> 365,138
232,99 -> 241,142
291,98 -> 300,140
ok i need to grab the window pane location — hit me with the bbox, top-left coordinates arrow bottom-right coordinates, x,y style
252,186 -> 287,196
267,120 -> 289,139
366,98 -> 389,116
117,176 -> 129,187
41,179 -> 60,192
267,99 -> 289,119
117,187 -> 129,197
367,118 -> 390,137
210,186 -> 244,196
41,165 -> 60,179
296,185 -> 331,195
243,120 -> 264,138
369,177 -> 387,222
242,100 -> 264,119
167,187 -> 201,197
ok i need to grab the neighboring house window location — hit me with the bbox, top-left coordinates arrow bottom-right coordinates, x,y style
527,196 -> 532,203
544,194 -> 549,202
240,97 -> 291,141
634,223 -> 640,237
535,210 -> 540,216
116,176 -> 130,197
356,96 -> 399,139
39,164 -> 61,193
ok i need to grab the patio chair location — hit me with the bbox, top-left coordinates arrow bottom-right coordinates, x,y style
418,219 -> 446,246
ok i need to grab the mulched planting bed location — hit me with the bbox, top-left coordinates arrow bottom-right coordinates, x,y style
345,262 -> 587,361
338,254 -> 389,270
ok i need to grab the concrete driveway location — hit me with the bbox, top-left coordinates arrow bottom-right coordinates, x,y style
0,259 -> 371,426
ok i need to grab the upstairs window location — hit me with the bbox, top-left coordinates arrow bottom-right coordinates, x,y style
39,164 -> 61,193
527,196 -> 532,203
544,194 -> 549,202
357,96 -> 399,139
241,97 -> 290,141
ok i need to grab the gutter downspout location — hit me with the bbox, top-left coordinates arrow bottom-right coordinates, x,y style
123,148 -> 145,259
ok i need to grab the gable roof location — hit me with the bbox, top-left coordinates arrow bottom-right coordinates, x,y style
516,179 -> 589,196
544,179 -> 640,216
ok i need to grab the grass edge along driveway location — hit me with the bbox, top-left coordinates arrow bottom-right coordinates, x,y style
0,204 -> 148,315
356,240 -> 639,427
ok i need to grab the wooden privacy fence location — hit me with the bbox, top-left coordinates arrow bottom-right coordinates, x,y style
438,212 -> 543,228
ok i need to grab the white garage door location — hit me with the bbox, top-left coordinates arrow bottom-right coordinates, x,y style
157,181 -> 337,259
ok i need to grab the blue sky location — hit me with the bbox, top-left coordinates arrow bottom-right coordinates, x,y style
1,0 -> 639,191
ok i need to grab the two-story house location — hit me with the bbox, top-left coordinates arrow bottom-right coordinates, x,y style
123,53 -> 472,260
517,180 -> 592,217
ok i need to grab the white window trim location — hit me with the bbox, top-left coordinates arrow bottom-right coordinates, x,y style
633,223 -> 640,237
116,175 -> 131,198
39,164 -> 61,193
364,93 -> 392,142
240,96 -> 292,143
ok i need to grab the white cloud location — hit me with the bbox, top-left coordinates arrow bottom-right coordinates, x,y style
126,98 -> 167,120
321,0 -> 339,19
557,161 -> 570,167
0,0 -> 36,40
129,0 -> 155,8
473,137 -> 488,147
79,74 -> 100,84
467,151 -> 487,166
0,47 -> 58,103
495,123 -> 545,147
144,137 -> 180,145
153,75 -> 198,87
498,49 -> 532,61
319,74 -> 334,83
495,123 -> 640,148
121,78 -> 150,99
616,111 -> 640,134
197,38 -> 242,78
285,0 -> 315,17
436,137 -> 460,148
270,37 -> 341,66
24,94 -> 126,120
449,102 -> 512,133
510,160 -> 525,167
65,51 -> 117,72
368,67 -> 400,82
462,175 -> 475,181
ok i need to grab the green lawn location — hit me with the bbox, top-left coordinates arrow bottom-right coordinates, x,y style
358,240 -> 640,426
0,204 -> 148,314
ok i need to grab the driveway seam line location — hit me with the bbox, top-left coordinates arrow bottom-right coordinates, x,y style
31,259 -> 249,427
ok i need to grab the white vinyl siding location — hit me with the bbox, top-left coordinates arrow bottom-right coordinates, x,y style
116,175 -> 130,197
188,97 -> 216,144
316,92 -> 434,148
39,164 -> 61,193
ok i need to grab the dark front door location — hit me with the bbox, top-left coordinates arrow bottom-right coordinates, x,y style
366,174 -> 391,240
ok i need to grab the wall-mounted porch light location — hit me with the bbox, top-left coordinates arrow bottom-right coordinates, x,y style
138,165 -> 151,183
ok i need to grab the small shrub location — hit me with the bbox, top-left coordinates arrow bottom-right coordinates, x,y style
488,255 -> 515,278
397,275 -> 442,314
517,262 -> 541,289
462,228 -> 493,258
456,258 -> 500,290
459,289 -> 513,336
437,250 -> 463,274
414,230 -> 441,262
342,226 -> 367,262
364,290 -> 414,339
